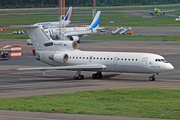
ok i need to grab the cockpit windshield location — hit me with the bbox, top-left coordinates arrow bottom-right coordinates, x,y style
155,59 -> 169,63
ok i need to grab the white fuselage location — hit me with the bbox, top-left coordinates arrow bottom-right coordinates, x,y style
37,50 -> 173,74
45,26 -> 98,38
34,20 -> 71,28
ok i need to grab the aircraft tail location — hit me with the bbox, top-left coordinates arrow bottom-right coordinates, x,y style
25,25 -> 53,51
64,7 -> 72,22
87,11 -> 101,30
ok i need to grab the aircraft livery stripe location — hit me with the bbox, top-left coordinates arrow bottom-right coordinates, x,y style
65,10 -> 71,21
87,13 -> 101,30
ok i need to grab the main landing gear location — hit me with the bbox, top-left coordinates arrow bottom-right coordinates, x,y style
149,73 -> 158,81
73,71 -> 103,80
73,71 -> 84,80
92,72 -> 102,79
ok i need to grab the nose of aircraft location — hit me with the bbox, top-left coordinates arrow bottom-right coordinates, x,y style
165,63 -> 174,71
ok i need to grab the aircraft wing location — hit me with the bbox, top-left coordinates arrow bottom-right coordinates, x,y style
65,30 -> 92,37
9,64 -> 107,71
161,10 -> 175,12
138,10 -> 154,13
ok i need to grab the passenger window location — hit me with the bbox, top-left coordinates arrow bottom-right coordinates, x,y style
107,58 -> 109,60
111,58 -> 113,60
121,58 -> 123,60
87,57 -> 88,59
76,57 -> 78,59
104,58 -> 106,60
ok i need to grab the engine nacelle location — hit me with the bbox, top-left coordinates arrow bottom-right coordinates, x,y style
69,36 -> 80,41
49,54 -> 68,63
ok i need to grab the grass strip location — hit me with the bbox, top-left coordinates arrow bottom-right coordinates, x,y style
100,18 -> 180,26
0,89 -> 179,119
81,35 -> 180,41
0,34 -> 29,39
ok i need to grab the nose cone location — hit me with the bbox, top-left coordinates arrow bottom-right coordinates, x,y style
164,63 -> 174,71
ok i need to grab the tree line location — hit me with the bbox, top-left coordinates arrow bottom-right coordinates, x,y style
0,0 -> 180,8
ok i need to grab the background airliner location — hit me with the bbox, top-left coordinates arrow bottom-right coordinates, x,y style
139,2 -> 174,15
44,11 -> 105,43
9,25 -> 174,81
34,7 -> 72,27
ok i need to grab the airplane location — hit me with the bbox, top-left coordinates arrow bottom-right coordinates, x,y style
34,7 -> 72,28
139,2 -> 174,15
44,11 -> 105,43
9,25 -> 174,81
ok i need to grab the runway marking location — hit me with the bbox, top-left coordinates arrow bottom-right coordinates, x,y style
20,78 -> 33,80
43,70 -> 56,76
0,115 -> 61,120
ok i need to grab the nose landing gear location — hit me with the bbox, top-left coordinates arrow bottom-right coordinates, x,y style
149,73 -> 158,81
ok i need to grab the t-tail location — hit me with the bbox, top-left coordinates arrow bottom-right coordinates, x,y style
25,25 -> 77,52
26,25 -> 54,51
87,11 -> 101,30
64,7 -> 72,22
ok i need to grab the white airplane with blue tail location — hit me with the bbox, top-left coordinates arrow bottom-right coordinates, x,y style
44,11 -> 105,42
34,7 -> 72,28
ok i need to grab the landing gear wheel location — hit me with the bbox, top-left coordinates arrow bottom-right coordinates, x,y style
149,76 -> 155,81
73,75 -> 84,80
92,74 -> 96,79
92,72 -> 102,79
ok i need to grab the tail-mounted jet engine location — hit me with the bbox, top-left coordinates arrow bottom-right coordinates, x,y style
49,54 -> 68,63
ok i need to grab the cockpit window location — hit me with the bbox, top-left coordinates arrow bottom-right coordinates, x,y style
155,59 -> 168,63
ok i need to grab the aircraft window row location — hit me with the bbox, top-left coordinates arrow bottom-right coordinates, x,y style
155,59 -> 168,63
69,56 -> 138,61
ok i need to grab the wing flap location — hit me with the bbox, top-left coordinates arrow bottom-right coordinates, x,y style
9,64 -> 106,71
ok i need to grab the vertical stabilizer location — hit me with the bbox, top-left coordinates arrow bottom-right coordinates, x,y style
64,7 -> 72,22
26,25 -> 53,51
88,11 -> 101,30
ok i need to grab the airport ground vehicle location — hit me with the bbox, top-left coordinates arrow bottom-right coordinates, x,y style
0,51 -> 10,60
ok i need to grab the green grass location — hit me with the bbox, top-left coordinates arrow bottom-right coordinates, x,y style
0,15 -> 59,25
0,89 -> 180,119
0,34 -> 29,39
100,18 -> 180,26
81,35 -> 180,41
168,10 -> 180,16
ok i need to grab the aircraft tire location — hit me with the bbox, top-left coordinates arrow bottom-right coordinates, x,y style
92,74 -> 96,79
149,76 -> 155,81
